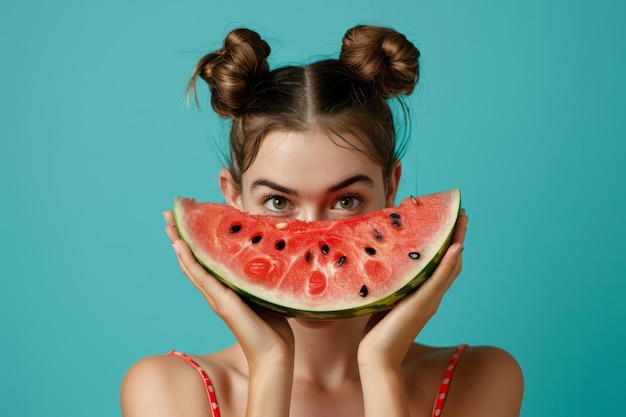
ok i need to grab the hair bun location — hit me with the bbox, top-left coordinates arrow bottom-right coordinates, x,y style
340,25 -> 420,98
188,28 -> 271,118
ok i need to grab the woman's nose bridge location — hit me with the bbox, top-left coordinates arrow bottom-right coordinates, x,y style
299,205 -> 326,222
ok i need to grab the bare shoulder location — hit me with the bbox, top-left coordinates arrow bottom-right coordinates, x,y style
444,345 -> 524,417
403,344 -> 522,417
120,353 -> 216,417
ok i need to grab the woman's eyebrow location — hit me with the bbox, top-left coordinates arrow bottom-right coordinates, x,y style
250,175 -> 374,196
250,179 -> 299,196
327,175 -> 375,193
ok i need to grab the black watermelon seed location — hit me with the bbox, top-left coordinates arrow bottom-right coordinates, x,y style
390,213 -> 402,227
365,247 -> 376,255
359,285 -> 368,297
321,244 -> 330,254
374,229 -> 384,241
337,256 -> 347,266
251,235 -> 262,244
306,251 -> 313,263
275,240 -> 286,250
409,252 -> 420,259
229,224 -> 242,233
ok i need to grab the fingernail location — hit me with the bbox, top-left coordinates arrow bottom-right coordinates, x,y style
460,247 -> 464,253
172,242 -> 181,256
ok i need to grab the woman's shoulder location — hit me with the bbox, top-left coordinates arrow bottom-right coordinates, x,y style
407,344 -> 524,417
411,343 -> 521,371
121,349 -> 241,417
444,344 -> 524,394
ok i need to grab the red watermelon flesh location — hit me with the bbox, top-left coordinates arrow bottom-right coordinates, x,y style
173,189 -> 461,319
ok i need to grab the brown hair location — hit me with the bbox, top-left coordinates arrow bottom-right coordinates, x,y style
187,25 -> 420,186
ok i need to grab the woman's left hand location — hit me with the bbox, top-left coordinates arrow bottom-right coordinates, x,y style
357,209 -> 469,369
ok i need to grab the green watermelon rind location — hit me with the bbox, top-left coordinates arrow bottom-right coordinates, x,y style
173,192 -> 461,320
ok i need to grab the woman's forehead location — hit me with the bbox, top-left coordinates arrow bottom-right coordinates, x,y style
243,130 -> 384,193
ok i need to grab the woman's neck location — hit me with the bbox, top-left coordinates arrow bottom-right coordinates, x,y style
288,316 -> 370,389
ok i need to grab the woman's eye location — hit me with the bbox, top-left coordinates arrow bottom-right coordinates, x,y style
334,196 -> 360,211
339,196 -> 354,209
263,196 -> 289,211
272,197 -> 287,210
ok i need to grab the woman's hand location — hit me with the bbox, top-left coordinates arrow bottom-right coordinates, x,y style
357,210 -> 468,417
358,209 -> 469,368
164,210 -> 295,417
163,210 -> 295,369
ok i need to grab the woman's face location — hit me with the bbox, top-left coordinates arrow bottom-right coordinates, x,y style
225,129 -> 400,222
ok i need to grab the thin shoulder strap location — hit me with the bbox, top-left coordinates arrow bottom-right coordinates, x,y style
432,344 -> 468,417
168,350 -> 221,417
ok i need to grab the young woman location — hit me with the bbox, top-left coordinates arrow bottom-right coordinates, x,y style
121,26 -> 523,417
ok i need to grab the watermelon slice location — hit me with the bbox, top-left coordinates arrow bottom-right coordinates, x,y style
173,189 -> 461,320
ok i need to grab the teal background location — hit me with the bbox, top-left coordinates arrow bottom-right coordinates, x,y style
1,0 -> 624,416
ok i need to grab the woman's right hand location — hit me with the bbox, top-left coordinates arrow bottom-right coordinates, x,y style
163,210 -> 295,371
